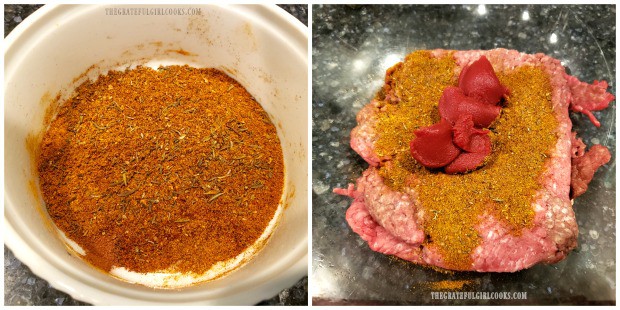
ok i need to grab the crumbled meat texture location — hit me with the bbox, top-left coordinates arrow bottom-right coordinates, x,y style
566,75 -> 615,127
570,132 -> 587,158
570,144 -> 611,198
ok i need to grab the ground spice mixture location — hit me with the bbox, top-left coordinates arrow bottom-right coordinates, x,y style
426,279 -> 473,291
38,65 -> 284,274
375,51 -> 557,270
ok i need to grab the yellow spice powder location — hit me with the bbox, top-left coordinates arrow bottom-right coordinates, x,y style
375,51 -> 558,270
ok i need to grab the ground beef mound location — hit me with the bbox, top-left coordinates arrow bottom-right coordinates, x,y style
336,49 -> 613,272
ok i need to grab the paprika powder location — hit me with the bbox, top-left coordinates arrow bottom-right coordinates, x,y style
38,65 -> 284,281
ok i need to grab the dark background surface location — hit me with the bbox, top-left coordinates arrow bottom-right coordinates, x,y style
3,4 -> 308,306
311,4 -> 615,305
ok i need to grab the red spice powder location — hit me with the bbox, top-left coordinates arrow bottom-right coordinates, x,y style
38,65 -> 284,275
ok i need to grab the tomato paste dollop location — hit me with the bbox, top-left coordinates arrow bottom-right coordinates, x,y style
410,119 -> 461,168
459,56 -> 510,105
439,87 -> 501,128
410,56 -> 507,174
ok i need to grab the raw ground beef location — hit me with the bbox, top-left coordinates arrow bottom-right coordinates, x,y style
336,49 -> 614,272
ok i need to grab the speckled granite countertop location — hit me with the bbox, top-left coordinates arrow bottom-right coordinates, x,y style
312,5 -> 615,305
3,4 -> 308,306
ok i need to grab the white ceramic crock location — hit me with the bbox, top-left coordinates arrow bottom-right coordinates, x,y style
4,4 -> 307,305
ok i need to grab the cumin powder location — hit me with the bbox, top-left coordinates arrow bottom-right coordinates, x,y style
375,51 -> 557,270
38,65 -> 284,274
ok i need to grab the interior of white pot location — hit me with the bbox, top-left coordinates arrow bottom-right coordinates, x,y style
4,4 -> 307,305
